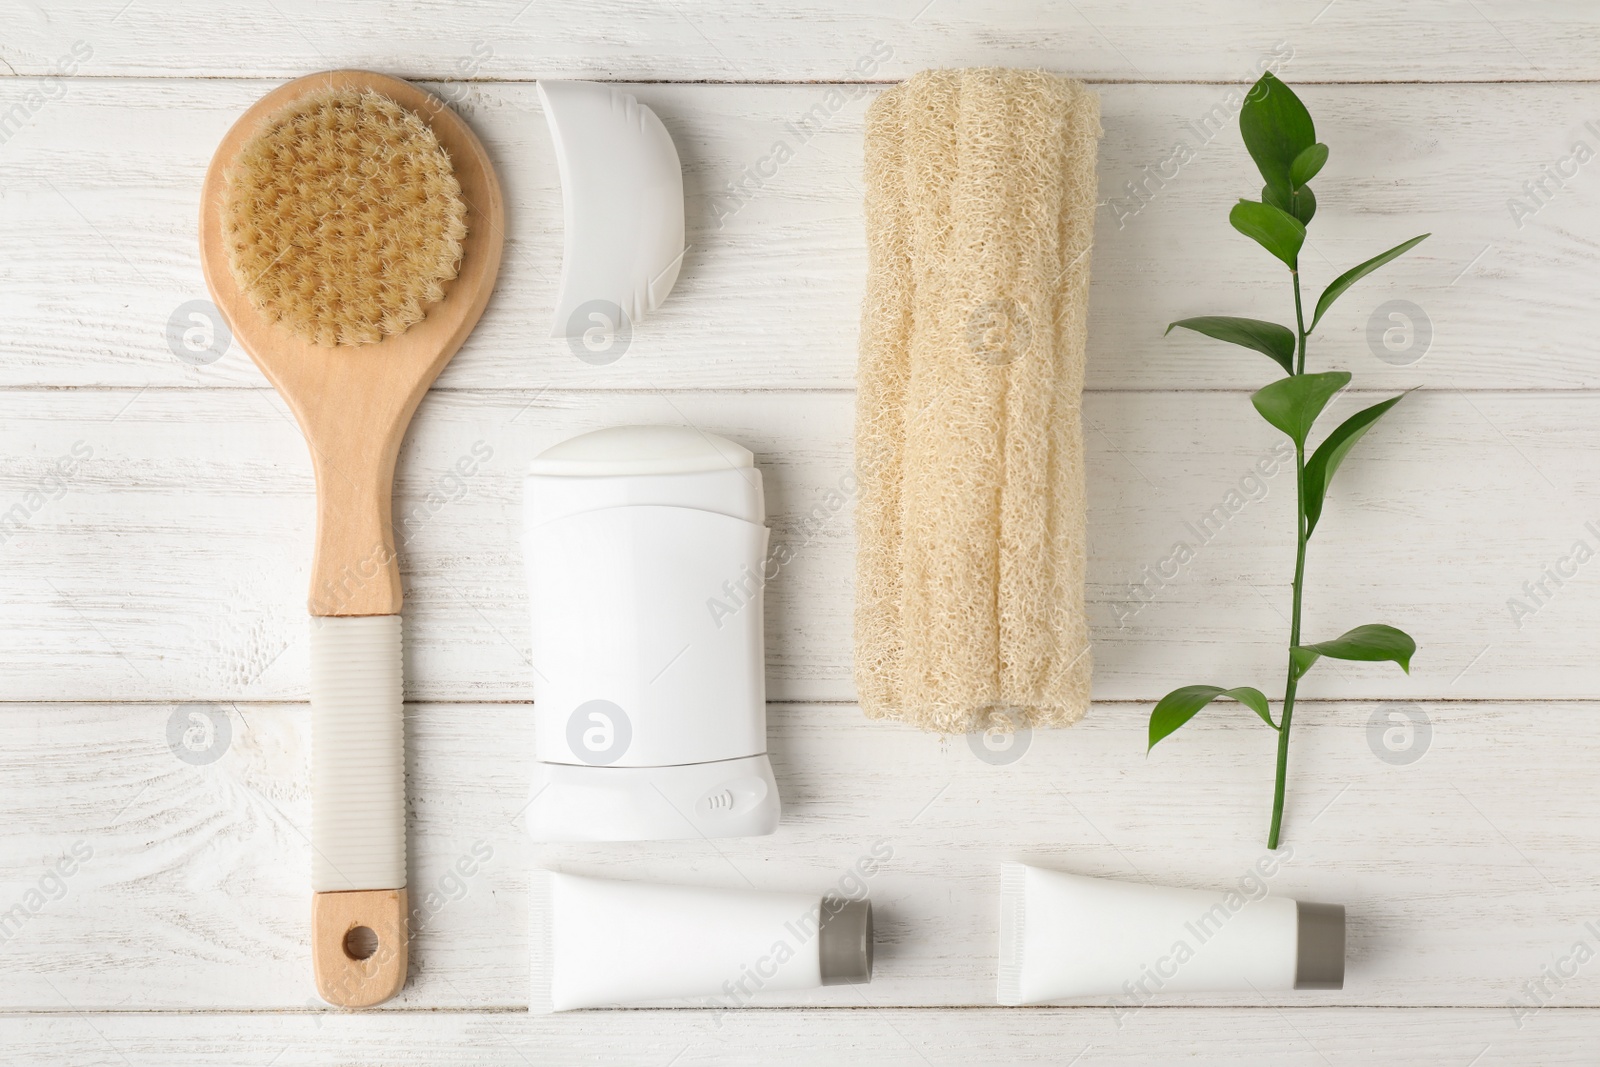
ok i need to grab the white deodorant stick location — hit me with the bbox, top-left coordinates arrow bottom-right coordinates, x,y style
523,425 -> 780,841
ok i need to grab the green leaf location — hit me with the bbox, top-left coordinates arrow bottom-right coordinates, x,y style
1230,200 -> 1307,269
1293,624 -> 1417,679
1149,685 -> 1277,751
1166,316 -> 1296,376
1290,646 -> 1321,681
1239,72 -> 1316,197
1304,391 -> 1410,538
1251,371 -> 1351,447
1264,181 -> 1317,225
1294,184 -> 1317,226
1310,234 -> 1430,329
1291,143 -> 1329,186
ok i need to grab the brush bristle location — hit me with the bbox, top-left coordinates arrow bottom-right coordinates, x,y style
221,87 -> 469,348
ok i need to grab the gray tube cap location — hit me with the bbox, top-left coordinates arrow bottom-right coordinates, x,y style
1294,901 -> 1345,990
818,899 -> 874,985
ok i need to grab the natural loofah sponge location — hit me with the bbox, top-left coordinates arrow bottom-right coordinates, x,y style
855,69 -> 1101,735
221,88 -> 469,347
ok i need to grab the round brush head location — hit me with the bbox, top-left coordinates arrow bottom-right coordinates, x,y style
221,87 -> 469,348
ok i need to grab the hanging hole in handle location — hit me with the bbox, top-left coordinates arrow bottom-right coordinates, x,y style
343,925 -> 379,961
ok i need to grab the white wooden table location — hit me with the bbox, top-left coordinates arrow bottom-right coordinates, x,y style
3,2 -> 1598,1062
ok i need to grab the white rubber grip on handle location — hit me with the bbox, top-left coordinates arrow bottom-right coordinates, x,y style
309,615 -> 406,893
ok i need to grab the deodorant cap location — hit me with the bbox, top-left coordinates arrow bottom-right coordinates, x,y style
818,899 -> 874,985
1294,901 -> 1346,990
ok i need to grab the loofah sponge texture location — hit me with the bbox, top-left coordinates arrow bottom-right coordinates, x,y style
856,69 -> 1101,735
221,88 -> 469,347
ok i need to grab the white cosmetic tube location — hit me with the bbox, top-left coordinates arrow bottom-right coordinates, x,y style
997,863 -> 1344,1006
530,871 -> 874,1011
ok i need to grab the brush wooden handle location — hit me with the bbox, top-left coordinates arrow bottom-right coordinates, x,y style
199,69 -> 504,1009
312,889 -> 408,1007
295,347 -> 421,618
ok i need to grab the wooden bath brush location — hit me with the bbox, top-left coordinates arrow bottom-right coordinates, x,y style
199,71 -> 503,1007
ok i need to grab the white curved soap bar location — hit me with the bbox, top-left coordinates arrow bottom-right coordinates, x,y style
537,80 -> 686,338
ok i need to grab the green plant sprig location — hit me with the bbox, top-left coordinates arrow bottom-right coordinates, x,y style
1149,72 -> 1427,851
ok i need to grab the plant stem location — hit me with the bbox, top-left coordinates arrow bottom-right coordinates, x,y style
1291,266 -> 1307,376
1269,268 -> 1312,850
1267,451 -> 1307,849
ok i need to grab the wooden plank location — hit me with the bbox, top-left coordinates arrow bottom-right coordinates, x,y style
3,0 -> 1598,83
0,1006 -> 1588,1067
2,699 -> 1598,1012
0,79 -> 1594,391
0,386 -> 1589,704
